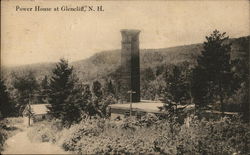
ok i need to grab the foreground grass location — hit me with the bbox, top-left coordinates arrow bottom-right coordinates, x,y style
27,115 -> 250,154
0,117 -> 23,152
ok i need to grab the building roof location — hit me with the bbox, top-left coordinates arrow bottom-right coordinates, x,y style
31,104 -> 50,115
109,100 -> 164,113
108,100 -> 196,114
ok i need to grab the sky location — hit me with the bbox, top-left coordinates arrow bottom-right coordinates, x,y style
1,0 -> 249,66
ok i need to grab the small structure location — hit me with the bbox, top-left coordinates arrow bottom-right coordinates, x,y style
109,100 -> 165,119
23,104 -> 50,126
109,100 -> 196,119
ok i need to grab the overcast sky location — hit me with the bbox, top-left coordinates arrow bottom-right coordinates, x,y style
1,0 -> 249,66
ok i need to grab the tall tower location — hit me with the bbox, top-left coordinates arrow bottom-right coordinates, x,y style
120,29 -> 140,102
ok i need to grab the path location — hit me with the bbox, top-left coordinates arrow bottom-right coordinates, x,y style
2,119 -> 69,154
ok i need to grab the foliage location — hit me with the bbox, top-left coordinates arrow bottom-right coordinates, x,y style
27,119 -> 62,143
27,115 -> 250,154
38,75 -> 50,104
85,80 -> 116,118
103,79 -> 115,96
164,62 -> 192,105
231,59 -> 249,122
82,84 -> 93,116
11,71 -> 39,115
192,30 -> 234,111
176,116 -> 250,154
0,121 -> 8,152
142,67 -> 156,82
83,81 -> 103,117
92,80 -> 103,99
0,79 -> 14,118
48,59 -> 86,125
0,117 -> 23,152
141,68 -> 165,100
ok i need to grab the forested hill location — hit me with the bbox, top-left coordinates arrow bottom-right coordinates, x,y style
2,36 -> 249,84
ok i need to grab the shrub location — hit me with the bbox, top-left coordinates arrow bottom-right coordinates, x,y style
60,119 -> 106,152
0,117 -> 23,152
176,116 -> 250,154
27,119 -> 62,143
27,116 -> 250,154
0,122 -> 8,152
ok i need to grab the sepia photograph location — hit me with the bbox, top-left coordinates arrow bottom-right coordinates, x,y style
0,0 -> 249,154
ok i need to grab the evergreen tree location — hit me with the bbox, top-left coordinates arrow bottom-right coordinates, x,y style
164,64 -> 191,105
92,80 -> 103,99
0,79 -> 13,118
48,59 -> 84,125
91,80 -> 104,117
63,81 -> 85,124
104,79 -> 115,96
12,71 -> 38,114
143,67 -> 156,81
231,59 -> 249,122
82,84 -> 93,116
38,75 -> 49,103
192,30 -> 233,112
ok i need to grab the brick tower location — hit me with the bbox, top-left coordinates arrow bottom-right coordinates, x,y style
120,29 -> 140,102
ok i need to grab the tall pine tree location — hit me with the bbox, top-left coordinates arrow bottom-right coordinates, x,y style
192,30 -> 233,112
48,59 -> 85,125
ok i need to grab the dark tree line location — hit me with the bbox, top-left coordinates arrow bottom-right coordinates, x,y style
0,59 -> 117,125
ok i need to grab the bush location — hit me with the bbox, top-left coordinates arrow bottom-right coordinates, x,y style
27,119 -> 62,143
0,117 -> 23,152
176,116 -> 250,154
0,122 -> 8,152
27,116 -> 250,154
60,119 -> 106,152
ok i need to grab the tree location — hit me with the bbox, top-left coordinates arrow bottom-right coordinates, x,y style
143,67 -> 156,81
164,64 -> 191,105
103,79 -> 115,97
192,30 -> 233,112
48,59 -> 84,125
91,80 -> 105,117
38,75 -> 49,104
107,80 -> 115,96
82,84 -> 93,116
141,67 -> 157,100
92,80 -> 103,99
63,82 -> 85,124
0,79 -> 13,118
12,71 -> 38,114
231,59 -> 249,122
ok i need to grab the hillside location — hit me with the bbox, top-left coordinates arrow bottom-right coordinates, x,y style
2,36 -> 249,84
72,43 -> 203,82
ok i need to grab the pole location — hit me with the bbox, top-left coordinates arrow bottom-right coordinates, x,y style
127,90 -> 136,117
130,92 -> 132,116
28,94 -> 31,126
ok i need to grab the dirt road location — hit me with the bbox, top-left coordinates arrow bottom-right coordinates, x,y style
2,119 -> 69,154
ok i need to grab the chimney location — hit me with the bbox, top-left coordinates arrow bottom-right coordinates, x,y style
120,29 -> 140,102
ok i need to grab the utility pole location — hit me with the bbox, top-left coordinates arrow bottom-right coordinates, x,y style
127,90 -> 136,116
28,94 -> 31,126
